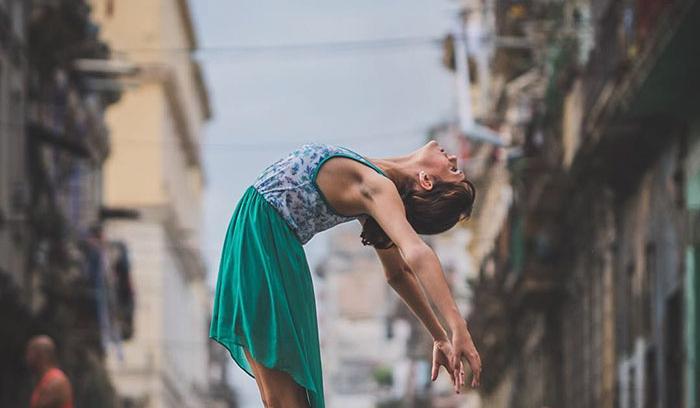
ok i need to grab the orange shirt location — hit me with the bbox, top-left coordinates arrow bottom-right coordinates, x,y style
30,367 -> 74,408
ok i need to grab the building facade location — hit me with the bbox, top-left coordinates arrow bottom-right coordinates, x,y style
452,0 -> 700,407
0,0 -> 32,404
0,0 -> 27,299
87,1 -> 230,407
1,0 -> 126,406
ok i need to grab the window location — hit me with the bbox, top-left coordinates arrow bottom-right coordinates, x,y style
644,346 -> 657,408
643,243 -> 656,337
625,262 -> 635,353
664,291 -> 683,408
0,59 -> 5,210
6,86 -> 22,190
10,0 -> 23,38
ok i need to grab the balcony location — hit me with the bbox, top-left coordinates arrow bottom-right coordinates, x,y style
585,0 -> 700,138
508,261 -> 564,310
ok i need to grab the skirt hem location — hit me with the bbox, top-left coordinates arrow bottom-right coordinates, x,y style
210,334 -> 318,395
210,335 -> 316,408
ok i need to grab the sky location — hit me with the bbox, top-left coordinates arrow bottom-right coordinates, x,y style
189,1 -> 459,405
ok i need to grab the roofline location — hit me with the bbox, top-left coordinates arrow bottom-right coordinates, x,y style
174,0 -> 212,120
192,60 -> 212,120
176,0 -> 198,50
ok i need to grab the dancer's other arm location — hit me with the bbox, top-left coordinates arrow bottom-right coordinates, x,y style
365,177 -> 481,387
375,245 -> 463,390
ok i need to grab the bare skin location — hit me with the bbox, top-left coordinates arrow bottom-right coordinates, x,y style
246,140 -> 482,404
26,335 -> 73,408
376,244 -> 464,391
243,349 -> 309,408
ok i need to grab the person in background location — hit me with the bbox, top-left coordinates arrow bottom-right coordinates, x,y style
26,335 -> 74,408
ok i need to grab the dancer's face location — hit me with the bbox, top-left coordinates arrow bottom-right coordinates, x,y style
415,140 -> 466,191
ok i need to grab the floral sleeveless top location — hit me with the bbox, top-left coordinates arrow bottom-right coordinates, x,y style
253,143 -> 387,244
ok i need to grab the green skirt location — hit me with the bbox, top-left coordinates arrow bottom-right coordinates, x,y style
210,186 -> 324,408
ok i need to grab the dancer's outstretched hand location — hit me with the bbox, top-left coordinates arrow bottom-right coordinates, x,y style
431,339 -> 463,393
451,324 -> 481,389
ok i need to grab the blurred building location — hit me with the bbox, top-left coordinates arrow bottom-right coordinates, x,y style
0,0 -> 34,405
0,0 -> 28,312
0,0 -> 128,406
207,338 -> 239,408
315,224 -> 418,408
87,1 -> 235,407
444,0 -> 700,407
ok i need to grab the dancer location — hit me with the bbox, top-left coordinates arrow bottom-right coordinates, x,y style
210,141 -> 482,407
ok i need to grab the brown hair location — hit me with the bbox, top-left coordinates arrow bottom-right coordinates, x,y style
360,177 -> 477,249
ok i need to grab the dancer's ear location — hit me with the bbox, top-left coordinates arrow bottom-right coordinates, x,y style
418,171 -> 433,191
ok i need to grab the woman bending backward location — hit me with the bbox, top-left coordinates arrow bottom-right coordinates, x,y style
210,141 -> 482,408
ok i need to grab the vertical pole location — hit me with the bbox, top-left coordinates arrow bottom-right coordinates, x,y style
686,161 -> 700,408
453,16 -> 474,132
686,248 -> 697,408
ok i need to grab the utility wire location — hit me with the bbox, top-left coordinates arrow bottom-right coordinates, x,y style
3,34 -> 447,69
0,120 -> 435,152
110,36 -> 444,57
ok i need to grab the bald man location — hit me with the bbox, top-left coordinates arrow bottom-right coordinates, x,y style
25,335 -> 74,408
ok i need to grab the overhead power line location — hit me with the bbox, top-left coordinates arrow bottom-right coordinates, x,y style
111,35 -> 444,57
0,119 -> 435,152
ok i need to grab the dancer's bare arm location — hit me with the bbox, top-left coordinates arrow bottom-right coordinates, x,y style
364,176 -> 481,387
375,245 -> 463,389
365,178 -> 464,330
375,245 -> 447,340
